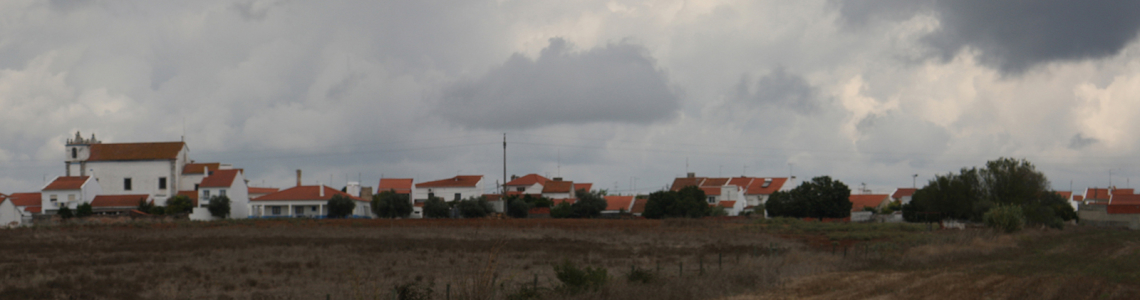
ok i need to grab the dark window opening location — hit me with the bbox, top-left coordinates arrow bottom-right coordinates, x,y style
71,148 -> 77,159
158,177 -> 167,190
124,178 -> 132,191
454,193 -> 461,201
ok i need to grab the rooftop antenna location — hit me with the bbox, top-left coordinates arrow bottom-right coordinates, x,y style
743,165 -> 747,177
913,174 -> 918,189
557,149 -> 561,177
503,133 -> 507,195
685,157 -> 689,173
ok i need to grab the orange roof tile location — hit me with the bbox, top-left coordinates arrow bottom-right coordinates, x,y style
199,169 -> 241,188
43,176 -> 89,191
1073,195 -> 1085,202
718,201 -> 736,208
483,194 -> 503,201
573,183 -> 592,192
701,187 -> 721,196
1110,194 -> 1140,205
728,177 -> 754,188
416,175 -> 482,188
247,187 -> 279,195
892,188 -> 917,199
630,198 -> 648,214
1086,188 -> 1111,201
92,194 -> 149,208
542,180 -> 575,194
746,177 -> 788,195
176,190 -> 199,207
604,195 -> 634,211
25,206 -> 41,213
379,178 -> 414,194
670,177 -> 706,191
182,162 -> 221,175
252,185 -> 366,202
505,174 -> 549,186
849,194 -> 890,212
88,142 -> 185,161
8,192 -> 41,207
703,178 -> 730,186
1113,188 -> 1134,195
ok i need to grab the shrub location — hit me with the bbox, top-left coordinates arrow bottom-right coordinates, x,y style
137,199 -> 155,213
708,206 -> 728,217
148,206 -> 166,215
208,195 -> 231,218
571,189 -> 607,218
626,266 -> 654,284
553,259 -> 607,294
423,197 -> 450,218
165,195 -> 194,215
983,205 -> 1025,233
58,206 -> 74,219
372,190 -> 413,219
457,196 -> 492,218
507,198 -> 530,218
393,281 -> 432,300
550,202 -> 573,219
76,203 -> 93,218
326,194 -> 356,218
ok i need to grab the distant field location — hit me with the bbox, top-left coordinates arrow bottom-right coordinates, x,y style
0,218 -> 1136,300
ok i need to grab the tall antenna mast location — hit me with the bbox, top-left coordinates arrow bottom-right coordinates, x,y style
503,133 -> 507,195
557,149 -> 561,177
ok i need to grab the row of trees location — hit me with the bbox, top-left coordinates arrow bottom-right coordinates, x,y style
902,157 -> 1076,229
765,176 -> 852,220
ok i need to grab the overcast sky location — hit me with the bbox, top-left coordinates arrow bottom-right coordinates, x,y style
3,0 -> 1140,195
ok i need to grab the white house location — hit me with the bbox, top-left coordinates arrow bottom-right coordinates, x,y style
40,176 -> 102,214
250,185 -> 371,218
670,173 -> 788,211
0,198 -> 21,227
413,175 -> 485,202
63,132 -> 190,206
6,193 -> 41,224
179,162 -> 231,191
541,178 -> 577,199
891,188 -> 916,205
504,174 -> 549,195
192,169 -> 250,220
248,187 -> 279,199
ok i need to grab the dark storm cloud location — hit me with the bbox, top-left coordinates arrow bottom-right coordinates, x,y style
837,0 -> 1140,74
731,67 -> 819,114
437,38 -> 680,130
1069,133 -> 1098,150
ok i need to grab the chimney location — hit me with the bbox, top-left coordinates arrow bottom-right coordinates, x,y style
296,169 -> 302,187
553,177 -> 563,181
511,174 -> 518,180
318,182 -> 324,197
204,166 -> 209,178
687,172 -> 695,178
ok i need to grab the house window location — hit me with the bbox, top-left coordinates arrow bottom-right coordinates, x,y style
71,148 -> 77,159
272,206 -> 281,215
158,177 -> 167,190
194,184 -> 199,191
707,196 -> 716,204
220,189 -> 226,197
454,193 -> 461,201
50,195 -> 58,204
311,206 -> 317,212
124,178 -> 132,191
68,194 -> 76,202
203,190 -> 211,199
294,206 -> 304,215
516,187 -> 524,192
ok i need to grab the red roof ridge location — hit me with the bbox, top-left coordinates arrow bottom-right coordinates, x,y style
87,142 -> 185,161
43,176 -> 90,191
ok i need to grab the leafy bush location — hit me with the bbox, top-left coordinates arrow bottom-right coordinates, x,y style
392,281 -> 432,300
766,176 -> 851,220
148,206 -> 166,215
643,186 -> 709,219
165,195 -> 194,215
626,266 -> 654,284
983,205 -> 1025,233
550,201 -> 573,219
372,190 -> 413,218
457,196 -> 492,218
422,197 -> 450,218
76,203 -> 94,218
507,198 -> 531,218
326,194 -> 356,218
58,206 -> 74,219
137,199 -> 155,213
208,195 -> 231,218
553,259 -> 608,294
571,189 -> 607,218
708,206 -> 728,217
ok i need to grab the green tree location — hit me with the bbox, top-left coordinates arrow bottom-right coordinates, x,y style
570,189 -> 607,218
76,202 -> 94,218
58,206 -> 74,219
765,191 -> 803,218
904,158 -> 1073,228
208,195 -> 231,218
137,199 -> 155,213
326,194 -> 356,218
371,189 -> 413,218
423,196 -> 450,218
165,195 -> 194,215
149,206 -> 166,215
643,186 -> 709,219
550,201 -> 574,218
507,198 -> 531,218
457,196 -> 492,218
768,176 -> 851,220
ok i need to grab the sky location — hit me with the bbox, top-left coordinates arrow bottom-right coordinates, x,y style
3,0 -> 1140,195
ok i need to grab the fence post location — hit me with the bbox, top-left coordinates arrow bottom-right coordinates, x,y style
699,256 -> 704,275
718,253 -> 722,270
446,283 -> 450,300
534,274 -> 538,290
679,261 -> 683,277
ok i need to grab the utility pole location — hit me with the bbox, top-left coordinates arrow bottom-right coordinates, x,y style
503,133 -> 507,195
913,174 -> 918,189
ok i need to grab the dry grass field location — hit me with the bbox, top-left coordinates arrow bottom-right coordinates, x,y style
0,218 -> 1137,300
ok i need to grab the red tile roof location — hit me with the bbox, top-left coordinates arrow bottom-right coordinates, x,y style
379,178 -> 414,194
1073,195 -> 1084,202
703,178 -> 730,186
43,176 -> 89,191
1113,188 -> 1134,195
1107,194 -> 1140,214
177,190 -> 200,207
483,194 -> 503,201
8,193 -> 41,208
892,188 -> 917,199
542,181 -> 575,194
91,194 -> 149,208
1110,194 -> 1140,204
505,174 -> 549,186
252,185 -> 366,202
182,162 -> 221,174
87,142 -> 185,161
670,177 -> 706,191
25,206 -> 41,213
551,198 -> 576,205
248,187 -> 279,195
416,175 -> 482,188
718,201 -> 736,208
630,198 -> 648,214
604,195 -> 634,211
573,183 -> 592,192
728,177 -> 754,187
745,178 -> 788,195
199,169 -> 241,188
849,194 -> 890,212
1086,188 -> 1111,201
701,187 -> 721,196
